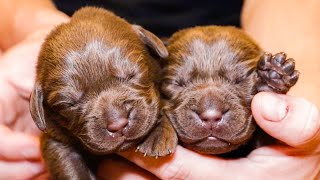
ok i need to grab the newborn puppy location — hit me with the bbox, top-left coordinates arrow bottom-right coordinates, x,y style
161,26 -> 299,155
30,7 -> 176,179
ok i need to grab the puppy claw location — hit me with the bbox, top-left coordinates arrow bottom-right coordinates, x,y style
144,152 -> 147,157
168,149 -> 172,154
135,146 -> 140,152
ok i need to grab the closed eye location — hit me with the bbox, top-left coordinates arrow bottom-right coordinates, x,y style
172,79 -> 186,87
123,100 -> 134,112
52,101 -> 76,110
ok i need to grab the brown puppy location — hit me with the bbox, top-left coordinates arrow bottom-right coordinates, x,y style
161,26 -> 299,155
30,7 -> 177,179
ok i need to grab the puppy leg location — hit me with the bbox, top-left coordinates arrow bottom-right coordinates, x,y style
41,135 -> 95,180
137,116 -> 178,158
256,52 -> 299,93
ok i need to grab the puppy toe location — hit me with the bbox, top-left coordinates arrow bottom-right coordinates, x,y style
287,70 -> 300,86
271,52 -> 286,66
258,52 -> 272,70
138,130 -> 177,158
137,117 -> 178,158
282,58 -> 295,75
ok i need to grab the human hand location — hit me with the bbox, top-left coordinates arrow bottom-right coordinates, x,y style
98,92 -> 320,179
0,29 -> 53,179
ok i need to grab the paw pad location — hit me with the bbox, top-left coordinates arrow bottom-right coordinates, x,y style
257,52 -> 299,93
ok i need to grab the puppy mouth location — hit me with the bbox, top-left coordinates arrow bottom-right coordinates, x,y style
106,130 -> 125,139
182,135 -> 242,154
196,135 -> 232,146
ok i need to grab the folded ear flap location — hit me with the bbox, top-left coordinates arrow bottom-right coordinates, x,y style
132,25 -> 169,58
30,82 -> 46,131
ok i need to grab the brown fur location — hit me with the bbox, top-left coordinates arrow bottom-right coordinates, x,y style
161,26 -> 299,155
30,7 -> 176,179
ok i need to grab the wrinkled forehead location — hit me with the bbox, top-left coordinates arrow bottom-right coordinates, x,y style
45,40 -> 147,96
64,40 -> 143,77
183,39 -> 239,71
171,39 -> 257,77
168,27 -> 261,61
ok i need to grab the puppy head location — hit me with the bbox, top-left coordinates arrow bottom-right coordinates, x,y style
30,7 -> 168,154
162,26 -> 262,154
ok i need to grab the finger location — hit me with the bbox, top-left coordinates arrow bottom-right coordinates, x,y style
0,126 -> 41,160
119,146 -> 237,180
97,156 -> 157,180
0,161 -> 44,180
32,172 -> 50,180
251,92 -> 320,148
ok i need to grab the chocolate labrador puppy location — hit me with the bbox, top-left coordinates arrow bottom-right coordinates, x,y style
30,7 -> 177,179
161,26 -> 299,155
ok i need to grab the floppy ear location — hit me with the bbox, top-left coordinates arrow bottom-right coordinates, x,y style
132,25 -> 169,58
30,81 -> 46,131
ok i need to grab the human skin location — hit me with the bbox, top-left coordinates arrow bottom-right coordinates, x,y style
0,1 -> 68,179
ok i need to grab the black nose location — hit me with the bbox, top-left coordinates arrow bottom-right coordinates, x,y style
199,109 -> 223,122
106,117 -> 128,132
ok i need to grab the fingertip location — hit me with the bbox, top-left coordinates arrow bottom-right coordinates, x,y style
251,92 -> 289,122
0,127 -> 41,160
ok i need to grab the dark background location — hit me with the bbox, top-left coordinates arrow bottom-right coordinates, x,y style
52,0 -> 243,37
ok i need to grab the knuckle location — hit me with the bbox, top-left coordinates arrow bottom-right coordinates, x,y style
159,160 -> 191,180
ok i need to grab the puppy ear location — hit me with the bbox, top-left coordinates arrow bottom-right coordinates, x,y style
30,82 -> 46,131
132,25 -> 169,58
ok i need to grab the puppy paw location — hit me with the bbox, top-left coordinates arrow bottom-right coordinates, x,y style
137,117 -> 178,158
257,52 -> 299,93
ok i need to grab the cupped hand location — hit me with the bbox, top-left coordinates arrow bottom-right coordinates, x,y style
0,29 -> 52,179
98,92 -> 320,180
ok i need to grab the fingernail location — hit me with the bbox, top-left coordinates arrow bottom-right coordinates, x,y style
260,93 -> 288,121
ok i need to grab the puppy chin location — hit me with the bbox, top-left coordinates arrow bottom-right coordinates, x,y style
79,134 -> 126,154
183,122 -> 256,154
181,128 -> 255,154
182,138 -> 242,154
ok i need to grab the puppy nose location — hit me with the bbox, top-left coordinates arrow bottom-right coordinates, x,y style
199,109 -> 223,122
106,118 -> 128,132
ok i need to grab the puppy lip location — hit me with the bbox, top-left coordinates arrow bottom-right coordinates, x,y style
185,135 -> 232,146
107,131 -> 124,138
205,136 -> 232,145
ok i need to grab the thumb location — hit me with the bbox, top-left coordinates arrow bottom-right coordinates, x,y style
251,92 -> 320,148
